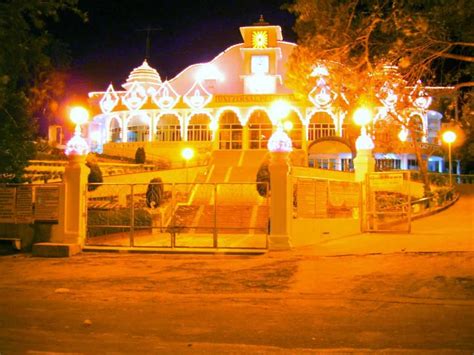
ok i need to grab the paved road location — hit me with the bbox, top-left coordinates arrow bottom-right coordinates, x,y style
0,187 -> 472,353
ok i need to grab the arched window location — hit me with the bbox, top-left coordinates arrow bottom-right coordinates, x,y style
187,113 -> 211,141
308,112 -> 336,140
248,110 -> 272,149
127,115 -> 149,142
156,114 -> 181,141
219,111 -> 242,150
109,117 -> 121,142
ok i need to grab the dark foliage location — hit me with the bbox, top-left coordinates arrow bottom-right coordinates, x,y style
146,177 -> 164,208
256,162 -> 270,197
86,161 -> 103,191
135,147 -> 146,164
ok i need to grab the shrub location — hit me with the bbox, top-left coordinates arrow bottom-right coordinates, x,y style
146,177 -> 164,208
256,162 -> 270,197
135,147 -> 146,164
86,160 -> 103,191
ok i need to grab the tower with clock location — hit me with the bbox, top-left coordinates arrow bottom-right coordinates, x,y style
239,15 -> 283,94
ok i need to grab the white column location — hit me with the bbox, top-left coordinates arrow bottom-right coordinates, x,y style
354,148 -> 375,182
51,154 -> 90,246
400,154 -> 408,170
121,114 -> 128,142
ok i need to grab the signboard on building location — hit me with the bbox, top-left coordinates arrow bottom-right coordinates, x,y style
368,173 -> 404,192
213,94 -> 297,104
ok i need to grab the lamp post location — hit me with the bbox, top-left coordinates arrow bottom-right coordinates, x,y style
181,147 -> 194,188
353,107 -> 375,183
65,106 -> 90,156
442,130 -> 456,186
267,104 -> 293,250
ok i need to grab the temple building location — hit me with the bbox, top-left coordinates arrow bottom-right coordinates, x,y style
87,17 -> 450,172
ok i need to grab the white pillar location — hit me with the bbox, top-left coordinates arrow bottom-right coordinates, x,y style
400,154 -> 408,170
51,154 -> 90,247
268,151 -> 292,250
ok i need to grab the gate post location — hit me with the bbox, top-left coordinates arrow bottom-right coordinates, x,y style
354,147 -> 375,231
353,148 -> 375,182
268,151 -> 292,250
51,154 -> 90,247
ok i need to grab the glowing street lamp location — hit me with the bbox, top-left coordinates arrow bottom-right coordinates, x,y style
270,100 -> 291,122
442,130 -> 456,186
353,107 -> 374,151
65,106 -> 90,156
398,129 -> 408,143
181,147 -> 195,186
283,121 -> 293,132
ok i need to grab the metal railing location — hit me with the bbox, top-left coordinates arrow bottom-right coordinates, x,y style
86,181 -> 269,250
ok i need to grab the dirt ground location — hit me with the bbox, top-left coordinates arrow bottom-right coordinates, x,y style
0,249 -> 473,354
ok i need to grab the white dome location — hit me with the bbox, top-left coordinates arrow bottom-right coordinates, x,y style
122,60 -> 162,91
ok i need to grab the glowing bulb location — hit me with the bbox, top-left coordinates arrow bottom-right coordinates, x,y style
70,107 -> 89,125
398,130 -> 408,142
283,121 -> 293,131
270,100 -> 290,121
442,131 -> 456,144
353,107 -> 372,126
181,148 -> 195,161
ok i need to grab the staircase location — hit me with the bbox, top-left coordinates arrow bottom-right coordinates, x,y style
169,150 -> 270,235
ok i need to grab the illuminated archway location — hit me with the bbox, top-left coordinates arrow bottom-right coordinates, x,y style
308,111 -> 337,140
308,137 -> 354,171
187,113 -> 212,141
219,110 -> 242,150
126,114 -> 150,142
156,114 -> 181,141
108,116 -> 121,142
248,109 -> 272,149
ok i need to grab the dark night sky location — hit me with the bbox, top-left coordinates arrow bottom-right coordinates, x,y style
52,0 -> 296,100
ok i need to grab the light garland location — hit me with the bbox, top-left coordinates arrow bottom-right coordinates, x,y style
152,81 -> 180,110
183,80 -> 212,110
100,84 -> 120,113
122,82 -> 148,111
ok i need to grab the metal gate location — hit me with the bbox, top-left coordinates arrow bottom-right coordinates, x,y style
86,182 -> 269,250
363,171 -> 411,233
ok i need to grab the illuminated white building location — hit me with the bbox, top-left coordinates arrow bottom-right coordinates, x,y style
88,17 -> 449,172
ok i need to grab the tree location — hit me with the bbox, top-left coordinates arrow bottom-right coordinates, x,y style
285,0 -> 473,194
135,147 -> 146,164
0,0 -> 85,182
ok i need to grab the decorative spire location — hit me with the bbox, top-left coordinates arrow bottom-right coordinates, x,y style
254,15 -> 269,26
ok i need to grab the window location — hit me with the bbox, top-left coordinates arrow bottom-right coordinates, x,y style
251,55 -> 269,74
